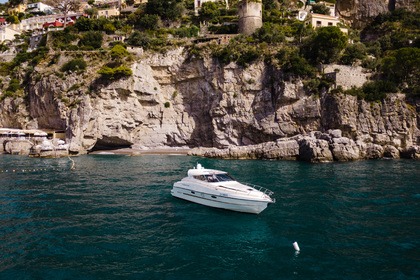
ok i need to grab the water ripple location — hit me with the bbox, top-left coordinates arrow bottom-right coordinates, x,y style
0,156 -> 419,279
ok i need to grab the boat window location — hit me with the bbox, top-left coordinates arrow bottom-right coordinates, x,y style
215,173 -> 234,182
204,174 -> 234,182
193,175 -> 206,181
205,175 -> 218,182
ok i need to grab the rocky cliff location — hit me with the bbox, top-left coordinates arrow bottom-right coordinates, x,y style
1,47 -> 419,161
336,0 -> 418,28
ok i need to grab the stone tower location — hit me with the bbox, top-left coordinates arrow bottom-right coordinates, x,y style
238,0 -> 263,35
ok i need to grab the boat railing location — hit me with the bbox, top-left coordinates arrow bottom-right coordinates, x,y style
215,183 -> 275,202
244,183 -> 275,201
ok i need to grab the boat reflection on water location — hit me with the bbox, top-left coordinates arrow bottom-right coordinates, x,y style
171,163 -> 275,214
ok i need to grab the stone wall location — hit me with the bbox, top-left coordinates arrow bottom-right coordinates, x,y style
323,64 -> 371,90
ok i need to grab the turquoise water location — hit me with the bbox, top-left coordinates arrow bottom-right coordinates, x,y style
0,155 -> 419,279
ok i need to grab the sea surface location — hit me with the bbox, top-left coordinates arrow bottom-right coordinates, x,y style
0,155 -> 419,280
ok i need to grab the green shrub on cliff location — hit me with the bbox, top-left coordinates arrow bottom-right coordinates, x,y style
199,2 -> 220,23
254,22 -> 285,44
362,81 -> 397,101
74,17 -> 119,33
98,65 -> 132,80
137,14 -> 161,31
173,25 -> 199,38
126,31 -> 168,51
362,9 -> 420,52
381,47 -> 420,91
145,0 -> 184,21
1,78 -> 23,101
78,31 -> 103,50
280,50 -> 316,78
6,78 -> 21,93
110,44 -> 130,61
340,43 -> 367,65
61,58 -> 87,73
213,35 -> 261,67
344,81 -> 397,101
311,4 -> 331,15
51,29 -> 78,50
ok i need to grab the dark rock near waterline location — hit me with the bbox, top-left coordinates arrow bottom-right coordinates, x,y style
189,129 -> 420,162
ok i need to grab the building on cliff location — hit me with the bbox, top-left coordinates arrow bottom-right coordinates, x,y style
97,6 -> 120,18
26,2 -> 54,14
7,3 -> 27,15
238,0 -> 262,35
298,1 -> 348,34
307,13 -> 348,34
10,13 -> 84,32
0,25 -> 21,43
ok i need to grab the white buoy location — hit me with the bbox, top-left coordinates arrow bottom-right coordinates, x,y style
293,241 -> 300,252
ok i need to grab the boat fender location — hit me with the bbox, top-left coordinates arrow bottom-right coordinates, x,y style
293,241 -> 300,252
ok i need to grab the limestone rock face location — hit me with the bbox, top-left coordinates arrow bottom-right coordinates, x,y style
0,98 -> 31,128
28,75 -> 68,130
400,146 -> 420,159
321,93 -> 417,148
190,138 -> 300,160
383,145 -> 400,159
336,0 -> 389,28
330,137 -> 361,161
1,47 -> 419,161
298,137 -> 333,162
336,0 -> 417,28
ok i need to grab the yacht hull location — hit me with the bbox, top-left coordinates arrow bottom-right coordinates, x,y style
171,185 -> 270,214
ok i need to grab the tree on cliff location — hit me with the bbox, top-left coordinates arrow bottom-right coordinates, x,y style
199,2 -> 220,23
145,0 -> 185,21
381,47 -> 420,94
7,0 -> 24,7
54,0 -> 81,27
301,26 -> 347,65
311,3 -> 330,15
78,31 -> 103,50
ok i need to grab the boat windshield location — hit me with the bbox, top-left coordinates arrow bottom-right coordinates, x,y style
204,173 -> 234,182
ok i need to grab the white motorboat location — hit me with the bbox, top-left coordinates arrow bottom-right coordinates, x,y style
171,163 -> 275,214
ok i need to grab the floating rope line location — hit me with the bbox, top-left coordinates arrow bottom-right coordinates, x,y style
0,157 -> 76,174
68,156 -> 76,170
0,167 -> 70,173
0,156 -> 77,174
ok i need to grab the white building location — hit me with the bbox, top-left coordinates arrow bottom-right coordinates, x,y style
11,15 -> 58,31
26,2 -> 55,14
308,13 -> 348,34
97,7 -> 120,18
10,14 -> 83,32
0,26 -> 21,43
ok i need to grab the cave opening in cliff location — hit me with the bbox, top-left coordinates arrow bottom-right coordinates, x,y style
388,0 -> 396,11
90,136 -> 133,152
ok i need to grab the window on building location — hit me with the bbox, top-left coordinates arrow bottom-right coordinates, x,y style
316,21 -> 322,27
328,22 -> 333,26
